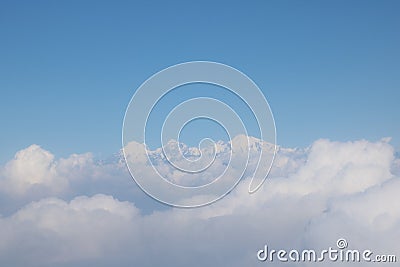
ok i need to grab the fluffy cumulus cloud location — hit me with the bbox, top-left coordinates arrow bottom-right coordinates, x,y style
0,137 -> 399,266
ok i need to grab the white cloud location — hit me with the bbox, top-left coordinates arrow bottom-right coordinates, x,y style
0,145 -> 140,214
0,137 -> 399,266
0,144 -> 68,195
0,194 -> 140,266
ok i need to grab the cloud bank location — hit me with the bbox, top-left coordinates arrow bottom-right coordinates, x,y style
0,137 -> 399,266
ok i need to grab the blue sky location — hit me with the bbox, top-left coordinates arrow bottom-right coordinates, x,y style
1,0 -> 399,163
0,2 -> 400,266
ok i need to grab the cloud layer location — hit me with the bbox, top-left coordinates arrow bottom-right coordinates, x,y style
0,137 -> 399,266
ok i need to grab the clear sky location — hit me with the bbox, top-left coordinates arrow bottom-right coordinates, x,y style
1,0 -> 399,163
